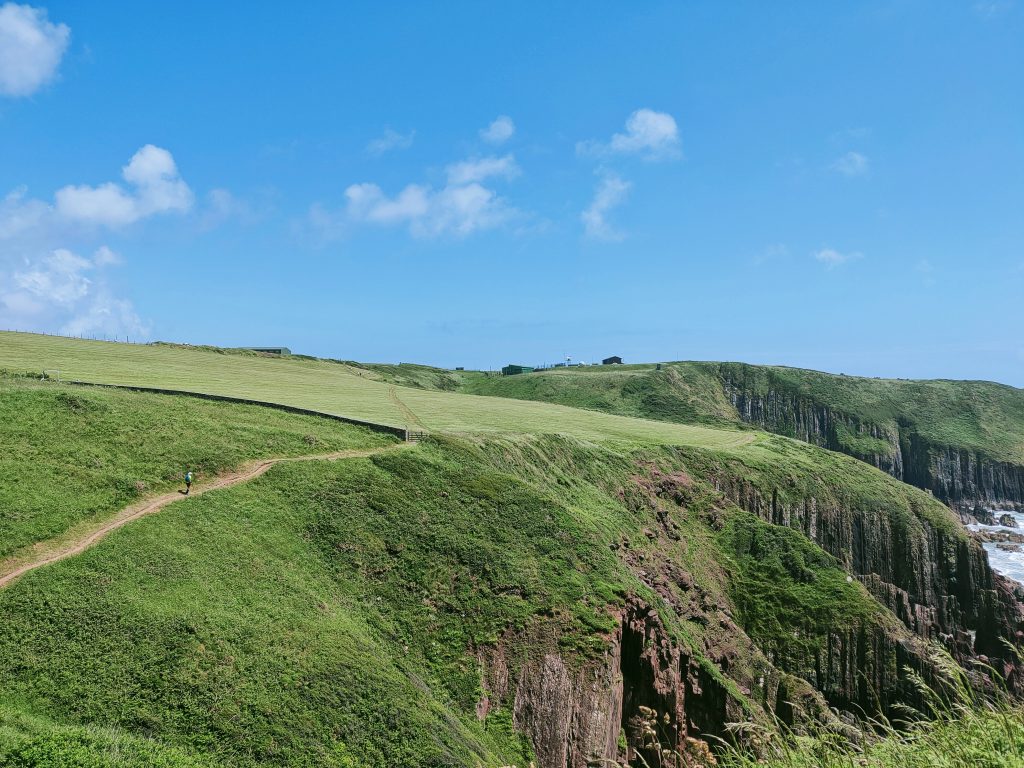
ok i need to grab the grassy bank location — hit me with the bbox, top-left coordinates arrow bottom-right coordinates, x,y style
0,377 -> 394,560
0,425 -> 939,766
0,334 -> 1017,766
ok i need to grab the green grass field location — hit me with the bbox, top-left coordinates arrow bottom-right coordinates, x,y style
455,358 -> 1024,466
460,361 -> 741,427
0,412 -> 925,767
0,333 -> 1017,767
0,333 -> 750,449
0,377 -> 393,562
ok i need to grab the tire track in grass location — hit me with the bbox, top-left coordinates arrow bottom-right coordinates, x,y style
389,386 -> 427,430
0,444 -> 409,589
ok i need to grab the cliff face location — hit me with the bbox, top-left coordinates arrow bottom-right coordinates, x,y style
477,600 -> 743,768
711,470 -> 1021,662
471,446 -> 1023,768
721,374 -> 1024,510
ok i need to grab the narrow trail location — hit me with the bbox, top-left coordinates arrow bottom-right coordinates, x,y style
389,386 -> 426,430
0,444 -> 407,590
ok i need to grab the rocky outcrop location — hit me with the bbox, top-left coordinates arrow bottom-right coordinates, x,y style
470,436 -> 1023,767
710,471 -> 1023,666
477,599 -> 743,768
923,445 -> 1024,509
720,374 -> 1024,510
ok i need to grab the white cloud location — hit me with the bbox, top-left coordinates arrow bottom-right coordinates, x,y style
0,186 -> 48,238
581,172 -> 631,241
0,2 -> 70,97
0,245 -> 146,338
831,151 -> 869,177
445,154 -> 520,185
366,127 -> 415,155
480,115 -> 515,145
199,188 -> 264,230
344,182 -> 430,225
579,108 -> 681,161
13,248 -> 91,305
0,148 -> 192,335
417,183 -> 514,237
92,244 -> 121,266
338,179 -> 516,238
0,146 -> 204,338
60,288 -> 147,338
313,144 -> 524,240
54,183 -> 137,227
55,145 -> 194,226
813,247 -> 862,267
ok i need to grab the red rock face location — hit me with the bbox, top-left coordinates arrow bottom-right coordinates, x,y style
477,598 -> 735,768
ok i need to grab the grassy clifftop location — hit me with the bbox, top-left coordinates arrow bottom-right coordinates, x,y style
0,378 -> 995,766
456,361 -> 1024,502
461,363 -> 739,427
711,362 -> 1024,464
0,335 -> 1020,765
461,361 -> 1024,460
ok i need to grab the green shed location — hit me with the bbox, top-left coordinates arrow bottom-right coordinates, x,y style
501,364 -> 534,376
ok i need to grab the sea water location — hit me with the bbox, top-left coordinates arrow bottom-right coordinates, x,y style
967,510 -> 1024,585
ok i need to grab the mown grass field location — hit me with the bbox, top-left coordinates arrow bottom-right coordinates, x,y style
0,332 -> 751,449
0,377 -> 394,562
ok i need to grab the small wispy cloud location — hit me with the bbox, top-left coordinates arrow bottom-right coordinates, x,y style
92,245 -> 121,266
813,247 -> 862,268
974,1 -> 1014,18
366,127 -> 415,156
336,180 -> 518,238
311,150 -> 524,241
831,151 -> 869,177
581,172 -> 631,241
445,154 -> 520,185
199,188 -> 267,230
578,108 -> 681,161
480,115 -> 515,145
753,243 -> 789,265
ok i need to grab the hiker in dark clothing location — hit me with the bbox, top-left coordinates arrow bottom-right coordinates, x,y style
184,470 -> 193,495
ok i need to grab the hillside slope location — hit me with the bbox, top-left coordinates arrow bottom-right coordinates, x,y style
0,377 -> 1021,766
462,361 -> 1024,509
0,377 -> 394,563
2,337 -> 1023,766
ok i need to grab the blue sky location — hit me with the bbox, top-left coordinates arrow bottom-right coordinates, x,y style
1,2 -> 1022,384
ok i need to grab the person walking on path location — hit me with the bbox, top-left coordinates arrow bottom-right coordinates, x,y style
184,470 -> 193,495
